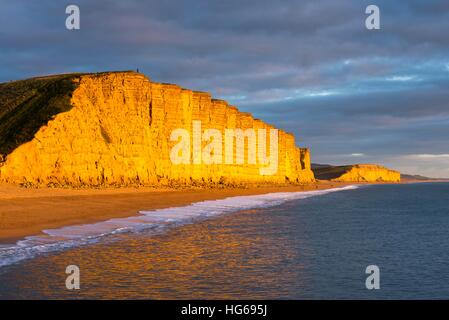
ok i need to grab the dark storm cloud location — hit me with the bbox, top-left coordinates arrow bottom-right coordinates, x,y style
1,0 -> 448,176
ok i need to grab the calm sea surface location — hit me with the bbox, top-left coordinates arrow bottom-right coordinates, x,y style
1,183 -> 449,299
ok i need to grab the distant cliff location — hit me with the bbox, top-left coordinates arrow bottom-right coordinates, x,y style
312,164 -> 400,182
0,71 -> 315,187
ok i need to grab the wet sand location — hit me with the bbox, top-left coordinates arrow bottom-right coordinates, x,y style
0,182 -> 351,243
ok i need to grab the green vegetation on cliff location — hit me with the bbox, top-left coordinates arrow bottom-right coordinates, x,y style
0,74 -> 78,161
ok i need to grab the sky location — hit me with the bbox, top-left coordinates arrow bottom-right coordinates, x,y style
1,0 -> 449,177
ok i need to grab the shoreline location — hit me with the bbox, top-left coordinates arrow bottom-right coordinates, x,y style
0,182 -> 353,244
1,180 -> 441,245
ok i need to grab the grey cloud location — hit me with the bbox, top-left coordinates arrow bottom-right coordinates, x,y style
1,0 -> 448,176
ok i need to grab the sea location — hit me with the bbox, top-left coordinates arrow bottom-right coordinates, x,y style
0,182 -> 448,299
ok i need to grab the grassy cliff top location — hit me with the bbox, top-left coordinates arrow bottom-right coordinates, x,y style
0,71 -> 139,161
0,74 -> 80,161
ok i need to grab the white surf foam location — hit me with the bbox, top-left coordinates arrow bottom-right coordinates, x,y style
0,185 -> 359,267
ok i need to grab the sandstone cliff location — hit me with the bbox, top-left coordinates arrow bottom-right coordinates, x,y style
313,164 -> 400,182
0,71 -> 315,187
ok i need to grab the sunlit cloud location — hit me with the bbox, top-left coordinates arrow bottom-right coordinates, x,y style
303,90 -> 339,98
350,153 -> 365,157
385,75 -> 417,82
220,95 -> 247,102
404,154 -> 449,159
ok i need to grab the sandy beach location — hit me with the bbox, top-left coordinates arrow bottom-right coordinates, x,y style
0,182 -> 352,244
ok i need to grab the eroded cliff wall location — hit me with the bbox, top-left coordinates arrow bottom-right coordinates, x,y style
0,72 -> 315,186
313,164 -> 400,182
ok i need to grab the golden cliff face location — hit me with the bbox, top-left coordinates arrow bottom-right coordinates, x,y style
0,72 -> 315,187
313,164 -> 400,182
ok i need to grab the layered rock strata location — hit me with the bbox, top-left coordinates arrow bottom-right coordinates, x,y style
313,164 -> 400,182
0,72 -> 315,186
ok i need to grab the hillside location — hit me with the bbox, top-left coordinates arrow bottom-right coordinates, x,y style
400,173 -> 449,182
312,164 -> 400,182
0,74 -> 80,161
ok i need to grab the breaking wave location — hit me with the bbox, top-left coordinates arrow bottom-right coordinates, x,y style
0,185 -> 359,267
